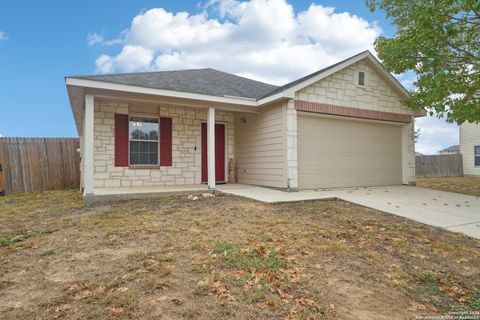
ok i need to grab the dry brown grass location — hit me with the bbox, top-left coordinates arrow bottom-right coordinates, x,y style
1,190 -> 479,320
416,176 -> 480,197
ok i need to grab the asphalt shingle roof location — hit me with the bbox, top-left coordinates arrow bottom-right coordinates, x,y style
70,68 -> 279,100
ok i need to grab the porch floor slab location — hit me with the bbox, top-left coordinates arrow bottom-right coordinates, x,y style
87,184 -> 211,203
95,184 -> 209,195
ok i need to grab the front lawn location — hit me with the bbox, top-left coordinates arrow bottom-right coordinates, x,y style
416,176 -> 480,197
0,190 -> 479,319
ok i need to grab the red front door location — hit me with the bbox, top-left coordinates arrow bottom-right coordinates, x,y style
201,123 -> 225,182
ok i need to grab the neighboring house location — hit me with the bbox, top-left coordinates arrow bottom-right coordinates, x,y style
415,152 -> 424,156
65,51 -> 424,199
460,122 -> 480,176
439,145 -> 460,155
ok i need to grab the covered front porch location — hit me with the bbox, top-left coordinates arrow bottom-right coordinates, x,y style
69,86 -> 264,199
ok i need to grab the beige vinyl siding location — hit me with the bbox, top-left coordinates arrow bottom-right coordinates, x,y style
460,122 -> 480,176
297,115 -> 403,189
235,103 -> 287,188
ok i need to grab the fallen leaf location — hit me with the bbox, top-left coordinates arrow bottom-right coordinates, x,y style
407,302 -> 426,312
107,306 -> 124,314
277,288 -> 292,301
55,304 -> 71,313
73,290 -> 92,300
297,298 -> 315,307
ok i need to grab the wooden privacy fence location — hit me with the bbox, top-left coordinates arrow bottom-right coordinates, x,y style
416,154 -> 463,178
0,138 -> 80,194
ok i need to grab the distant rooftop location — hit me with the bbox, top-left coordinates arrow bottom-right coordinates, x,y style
440,145 -> 460,152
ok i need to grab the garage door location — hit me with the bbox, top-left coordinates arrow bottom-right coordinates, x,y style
298,115 -> 403,189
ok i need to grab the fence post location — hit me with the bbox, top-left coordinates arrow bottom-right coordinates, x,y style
0,141 -> 4,196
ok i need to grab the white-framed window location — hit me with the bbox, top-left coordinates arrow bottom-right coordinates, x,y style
475,145 -> 480,167
358,71 -> 366,86
129,116 -> 159,165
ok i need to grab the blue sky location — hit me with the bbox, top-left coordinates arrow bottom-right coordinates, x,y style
0,0 -> 458,154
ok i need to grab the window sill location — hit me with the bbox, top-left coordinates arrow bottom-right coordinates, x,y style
129,165 -> 161,170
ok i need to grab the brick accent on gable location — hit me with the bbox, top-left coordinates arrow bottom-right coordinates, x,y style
295,100 -> 412,123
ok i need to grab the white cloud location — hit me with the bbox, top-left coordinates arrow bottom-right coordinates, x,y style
415,115 -> 459,155
0,31 -> 7,41
93,0 -> 381,83
96,45 -> 154,73
87,33 -> 104,46
397,71 -> 417,91
87,32 -> 124,47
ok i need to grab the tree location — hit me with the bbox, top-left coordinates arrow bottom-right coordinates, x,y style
366,0 -> 480,123
414,127 -> 421,143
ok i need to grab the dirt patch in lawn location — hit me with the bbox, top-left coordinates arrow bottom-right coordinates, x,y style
1,190 -> 479,319
417,176 -> 480,197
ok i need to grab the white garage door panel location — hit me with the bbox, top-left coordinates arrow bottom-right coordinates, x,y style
298,116 -> 403,189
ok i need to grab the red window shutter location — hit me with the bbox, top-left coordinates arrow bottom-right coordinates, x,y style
160,117 -> 172,166
114,113 -> 129,167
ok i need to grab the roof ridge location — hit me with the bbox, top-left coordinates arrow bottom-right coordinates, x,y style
204,69 -> 279,88
66,68 -> 214,79
66,67 -> 279,88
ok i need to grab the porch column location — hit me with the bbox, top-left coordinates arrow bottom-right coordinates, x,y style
84,94 -> 94,195
207,107 -> 216,189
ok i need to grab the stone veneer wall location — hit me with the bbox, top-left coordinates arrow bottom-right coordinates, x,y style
295,60 -> 413,115
285,99 -> 298,189
405,120 -> 416,184
93,100 -> 234,189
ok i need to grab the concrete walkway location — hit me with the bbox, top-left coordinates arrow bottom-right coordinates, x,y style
217,184 -> 480,239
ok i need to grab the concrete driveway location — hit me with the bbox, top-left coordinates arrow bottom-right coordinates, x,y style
217,184 -> 480,239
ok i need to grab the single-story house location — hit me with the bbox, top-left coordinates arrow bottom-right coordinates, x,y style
65,51 -> 425,200
439,145 -> 460,155
459,122 -> 480,176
